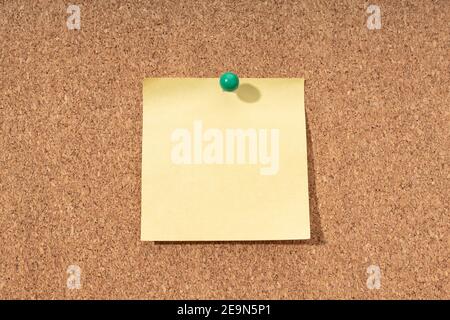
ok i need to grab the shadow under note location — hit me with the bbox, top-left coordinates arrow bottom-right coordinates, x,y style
301,112 -> 325,245
152,109 -> 324,245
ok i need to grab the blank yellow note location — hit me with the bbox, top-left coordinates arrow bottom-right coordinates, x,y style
141,78 -> 310,241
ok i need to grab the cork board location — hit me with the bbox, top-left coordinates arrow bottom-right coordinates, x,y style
0,0 -> 448,299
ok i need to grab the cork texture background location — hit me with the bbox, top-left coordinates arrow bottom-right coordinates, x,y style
0,0 -> 448,299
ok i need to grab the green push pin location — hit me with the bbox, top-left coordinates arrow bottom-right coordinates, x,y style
219,72 -> 239,92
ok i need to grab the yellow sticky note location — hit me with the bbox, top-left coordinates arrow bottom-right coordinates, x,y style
141,78 -> 310,241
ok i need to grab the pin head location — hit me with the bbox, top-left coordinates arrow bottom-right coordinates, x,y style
219,72 -> 239,92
